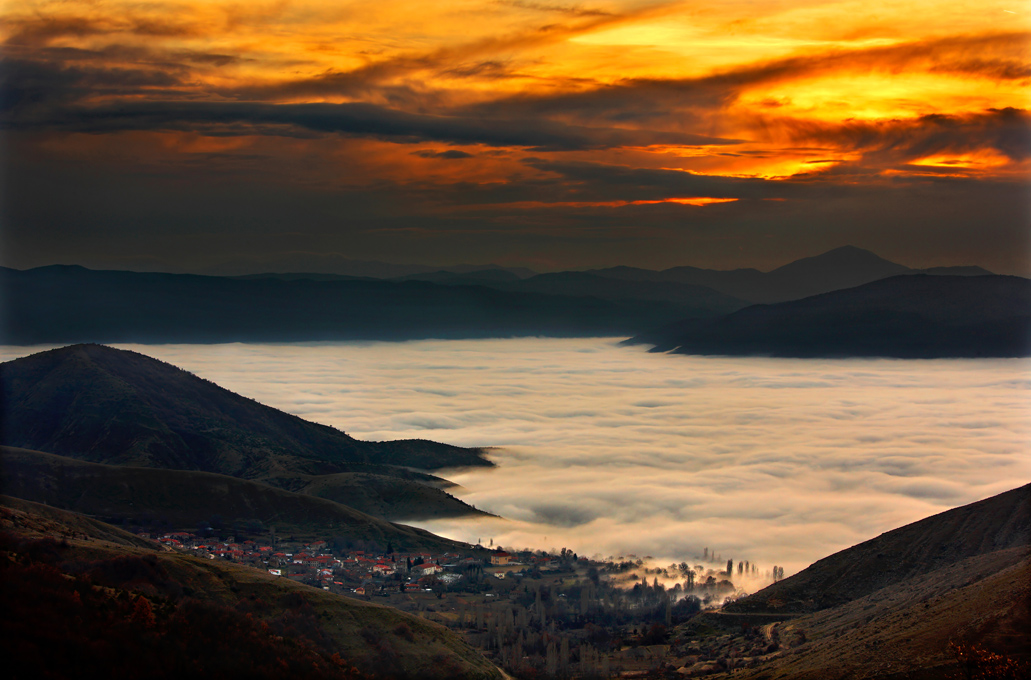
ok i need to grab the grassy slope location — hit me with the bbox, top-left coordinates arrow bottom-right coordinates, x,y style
0,447 -> 474,550
0,497 -> 502,680
673,483 -> 1031,679
689,547 -> 1029,680
724,482 -> 1030,615
261,471 -> 492,521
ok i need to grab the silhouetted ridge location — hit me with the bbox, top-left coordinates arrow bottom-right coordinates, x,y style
0,265 -> 699,343
590,246 -> 995,304
0,344 -> 491,475
0,447 -> 479,549
1,249 -> 999,343
629,275 -> 1031,358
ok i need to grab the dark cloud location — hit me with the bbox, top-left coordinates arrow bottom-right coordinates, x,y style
440,60 -> 521,80
414,149 -> 475,159
0,57 -> 183,112
496,1 -> 613,17
3,99 -> 742,151
777,108 -> 1031,163
515,158 -> 795,201
3,15 -> 205,46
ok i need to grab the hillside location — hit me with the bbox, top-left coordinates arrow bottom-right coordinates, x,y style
670,483 -> 1031,679
726,482 -> 1030,615
261,471 -> 492,521
0,343 -> 491,475
629,275 -> 1031,358
0,497 -> 502,680
0,447 -> 474,550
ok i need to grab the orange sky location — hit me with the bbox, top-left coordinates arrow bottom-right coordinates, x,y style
2,1 -> 1029,273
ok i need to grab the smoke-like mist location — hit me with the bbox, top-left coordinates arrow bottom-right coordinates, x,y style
3,339 -> 1027,576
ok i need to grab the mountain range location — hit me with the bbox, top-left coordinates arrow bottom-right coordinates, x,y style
0,247 -> 1007,349
0,264 -> 687,344
586,246 -> 992,304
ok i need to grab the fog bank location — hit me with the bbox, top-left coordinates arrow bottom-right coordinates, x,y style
3,339 -> 1026,575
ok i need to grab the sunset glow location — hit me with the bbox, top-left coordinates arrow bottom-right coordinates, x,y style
2,0 -> 1028,273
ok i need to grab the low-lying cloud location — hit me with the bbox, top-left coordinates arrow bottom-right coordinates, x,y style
2,338 -> 1026,577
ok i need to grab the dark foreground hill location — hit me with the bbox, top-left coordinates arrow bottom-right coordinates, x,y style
0,496 -> 502,680
629,274 -> 1031,358
0,447 -> 479,549
0,343 -> 491,476
671,483 -> 1030,679
726,483 -> 1030,616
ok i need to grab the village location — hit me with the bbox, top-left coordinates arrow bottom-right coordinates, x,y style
145,528 -> 782,678
149,530 -> 537,595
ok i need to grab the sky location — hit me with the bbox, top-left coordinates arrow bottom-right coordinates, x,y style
1,0 -> 1029,274
3,339 -> 1025,575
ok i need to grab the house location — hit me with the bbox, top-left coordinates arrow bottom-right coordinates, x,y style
490,551 -> 511,566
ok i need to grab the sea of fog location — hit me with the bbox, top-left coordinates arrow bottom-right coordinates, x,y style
3,338 -> 1028,577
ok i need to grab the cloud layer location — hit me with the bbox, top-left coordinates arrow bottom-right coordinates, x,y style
4,339 -> 1025,577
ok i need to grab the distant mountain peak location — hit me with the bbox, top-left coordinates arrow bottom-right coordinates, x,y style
769,245 -> 905,273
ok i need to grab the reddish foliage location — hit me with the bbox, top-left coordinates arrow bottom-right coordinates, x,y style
951,641 -> 1029,680
0,534 -> 374,680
